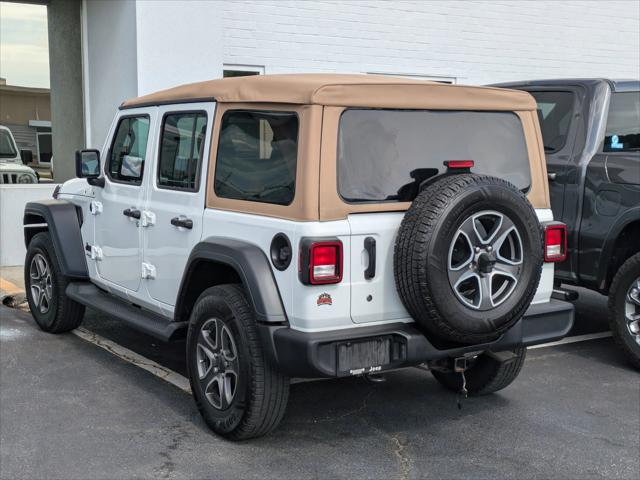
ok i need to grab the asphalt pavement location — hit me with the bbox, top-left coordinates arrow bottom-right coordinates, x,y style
1,295 -> 638,480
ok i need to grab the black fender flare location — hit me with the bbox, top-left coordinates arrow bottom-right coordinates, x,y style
23,200 -> 89,280
175,237 -> 288,324
596,206 -> 640,290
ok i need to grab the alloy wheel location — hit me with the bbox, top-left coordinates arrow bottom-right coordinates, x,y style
29,253 -> 53,314
447,210 -> 524,310
196,318 -> 239,410
624,277 -> 640,346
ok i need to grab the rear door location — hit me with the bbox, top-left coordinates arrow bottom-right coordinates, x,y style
141,102 -> 215,309
578,91 -> 640,284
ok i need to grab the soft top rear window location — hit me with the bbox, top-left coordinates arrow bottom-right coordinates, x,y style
337,109 -> 531,203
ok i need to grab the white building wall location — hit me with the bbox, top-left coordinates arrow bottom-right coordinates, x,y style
83,0 -> 138,150
134,1 -> 223,95
82,0 -> 639,146
221,0 -> 640,84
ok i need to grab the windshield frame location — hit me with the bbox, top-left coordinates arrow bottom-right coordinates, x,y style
0,129 -> 18,159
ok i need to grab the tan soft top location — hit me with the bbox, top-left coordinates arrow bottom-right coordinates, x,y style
122,73 -> 536,111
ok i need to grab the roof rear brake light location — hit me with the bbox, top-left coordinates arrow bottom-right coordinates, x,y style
444,160 -> 474,169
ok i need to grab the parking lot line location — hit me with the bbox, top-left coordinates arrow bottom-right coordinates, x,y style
73,327 -> 318,388
70,326 -> 613,391
72,327 -> 192,394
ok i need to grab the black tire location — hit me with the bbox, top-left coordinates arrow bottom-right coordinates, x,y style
608,252 -> 640,370
186,284 -> 289,440
394,174 -> 543,344
431,347 -> 527,395
24,232 -> 85,333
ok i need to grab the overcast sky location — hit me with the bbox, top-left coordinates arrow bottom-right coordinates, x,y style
0,2 -> 50,88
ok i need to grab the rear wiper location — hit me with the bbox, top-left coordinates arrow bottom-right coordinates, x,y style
543,146 -> 556,152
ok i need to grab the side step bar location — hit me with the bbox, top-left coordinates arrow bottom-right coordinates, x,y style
66,282 -> 187,342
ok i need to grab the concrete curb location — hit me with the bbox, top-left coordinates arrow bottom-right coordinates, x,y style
0,275 -> 26,308
1,292 -> 27,308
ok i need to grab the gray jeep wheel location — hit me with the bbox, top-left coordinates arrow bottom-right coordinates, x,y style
186,284 -> 289,440
24,232 -> 85,333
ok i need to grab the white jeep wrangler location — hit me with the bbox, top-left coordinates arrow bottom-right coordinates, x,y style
1,125 -> 38,184
23,74 -> 574,440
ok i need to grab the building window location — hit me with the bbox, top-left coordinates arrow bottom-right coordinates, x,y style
36,132 -> 52,163
157,111 -> 208,191
223,65 -> 264,78
367,72 -> 456,84
214,110 -> 299,206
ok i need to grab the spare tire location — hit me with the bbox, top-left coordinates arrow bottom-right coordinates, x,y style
394,173 -> 543,344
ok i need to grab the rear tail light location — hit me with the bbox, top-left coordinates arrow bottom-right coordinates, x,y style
544,222 -> 567,262
299,239 -> 343,285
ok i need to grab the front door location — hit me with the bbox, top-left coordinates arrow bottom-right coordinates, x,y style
141,102 -> 215,307
94,111 -> 155,292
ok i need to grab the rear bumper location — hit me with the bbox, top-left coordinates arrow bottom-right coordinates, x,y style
260,299 -> 574,378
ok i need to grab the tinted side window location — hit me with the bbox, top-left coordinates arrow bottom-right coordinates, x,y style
338,109 -> 530,203
158,112 -> 208,191
214,110 -> 298,206
108,116 -> 150,184
604,92 -> 640,152
529,91 -> 575,153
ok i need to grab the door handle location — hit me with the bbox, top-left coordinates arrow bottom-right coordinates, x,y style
123,208 -> 141,219
171,216 -> 193,230
548,172 -> 557,181
364,237 -> 376,279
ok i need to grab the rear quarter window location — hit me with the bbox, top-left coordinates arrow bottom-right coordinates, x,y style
214,110 -> 299,206
529,91 -> 575,153
337,109 -> 531,203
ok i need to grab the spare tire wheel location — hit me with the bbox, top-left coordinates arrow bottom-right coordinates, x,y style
394,174 -> 543,344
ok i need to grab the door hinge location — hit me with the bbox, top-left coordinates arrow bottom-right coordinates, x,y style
140,210 -> 156,227
85,243 -> 103,261
90,201 -> 103,215
141,262 -> 156,280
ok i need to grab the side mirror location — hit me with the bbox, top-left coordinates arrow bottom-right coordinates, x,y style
20,149 -> 33,165
75,149 -> 101,178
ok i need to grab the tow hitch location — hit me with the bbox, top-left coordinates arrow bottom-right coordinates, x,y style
424,354 -> 477,409
454,357 -> 468,410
